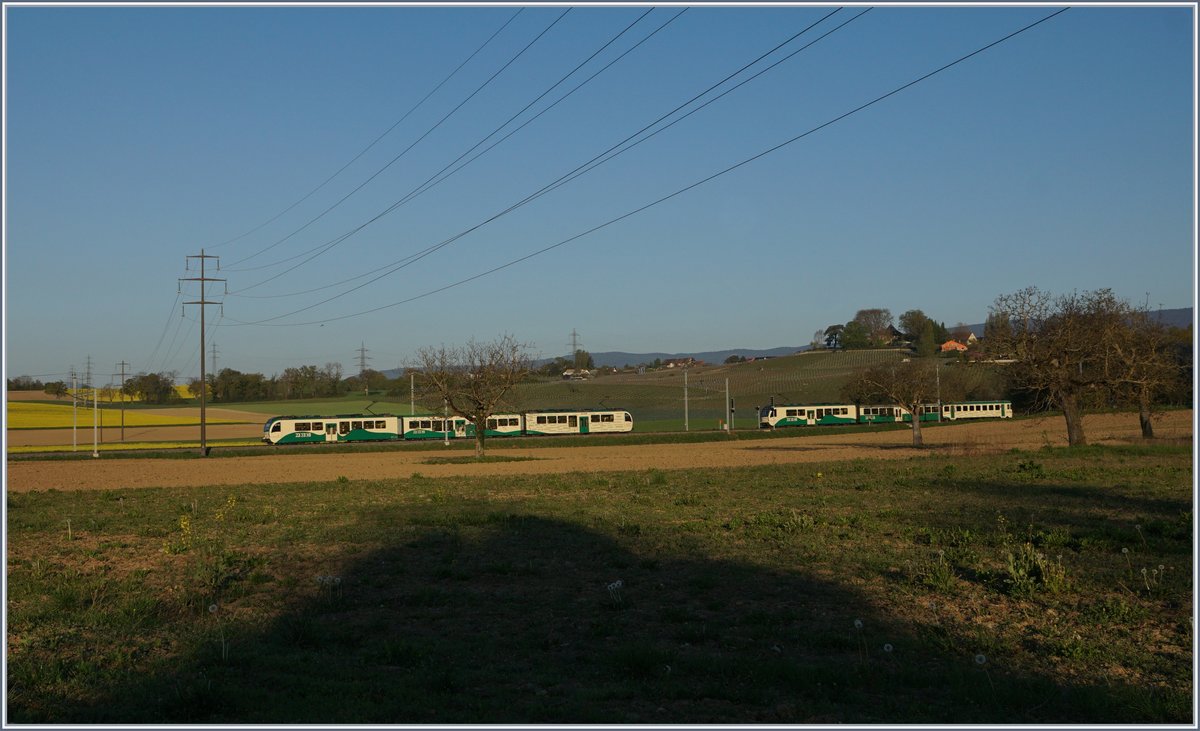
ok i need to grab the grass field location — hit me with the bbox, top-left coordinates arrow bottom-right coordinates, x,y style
5,444 -> 1191,723
5,402 -> 247,430
222,350 -> 914,425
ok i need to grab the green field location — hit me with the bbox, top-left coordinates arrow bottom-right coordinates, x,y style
6,444 -> 1192,723
224,350 -> 916,427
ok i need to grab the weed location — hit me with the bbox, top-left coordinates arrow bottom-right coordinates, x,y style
1015,459 -> 1045,478
1003,542 -> 1069,597
917,550 -> 958,594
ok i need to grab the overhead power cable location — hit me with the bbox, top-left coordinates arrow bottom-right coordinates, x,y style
228,7 -> 842,305
210,8 -> 523,255
229,7 -> 668,291
225,8 -> 1069,328
224,8 -> 570,270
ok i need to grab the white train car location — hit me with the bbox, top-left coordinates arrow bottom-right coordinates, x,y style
523,409 -> 633,435
263,414 -> 401,444
484,413 -> 524,437
759,404 -> 857,428
942,401 -> 1012,420
399,415 -> 470,440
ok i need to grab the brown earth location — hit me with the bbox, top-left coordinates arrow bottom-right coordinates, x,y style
5,410 -> 1191,493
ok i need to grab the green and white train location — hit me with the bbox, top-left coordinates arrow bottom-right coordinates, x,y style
263,408 -> 634,445
758,400 -> 1012,429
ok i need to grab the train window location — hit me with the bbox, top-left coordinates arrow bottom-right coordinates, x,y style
625,413 -> 632,422
559,415 -> 568,424
352,421 -> 362,430
488,419 -> 497,429
591,415 -> 600,423
312,422 -> 323,431
339,422 -> 350,435
536,416 -> 546,424
786,409 -> 797,417
272,422 -> 282,433
569,416 -> 578,427
421,420 -> 431,429
602,414 -> 614,422
296,422 -> 310,432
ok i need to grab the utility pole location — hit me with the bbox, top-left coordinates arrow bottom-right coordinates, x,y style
181,249 -> 224,457
357,342 -> 371,397
90,355 -> 99,458
410,371 -> 415,416
71,366 -> 77,452
211,342 -> 219,376
569,328 -> 582,370
725,378 -> 730,432
115,361 -> 129,442
684,368 -> 689,432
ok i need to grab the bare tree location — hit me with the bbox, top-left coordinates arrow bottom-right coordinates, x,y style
988,287 -> 1128,446
842,359 -> 939,447
1105,308 -> 1180,438
416,335 -> 533,458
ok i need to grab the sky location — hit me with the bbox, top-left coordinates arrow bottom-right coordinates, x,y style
3,3 -> 1196,383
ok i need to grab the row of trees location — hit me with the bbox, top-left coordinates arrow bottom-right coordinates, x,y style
818,308 -> 975,356
842,288 -> 1191,447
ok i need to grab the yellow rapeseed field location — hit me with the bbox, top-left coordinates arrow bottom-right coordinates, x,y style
6,402 -> 241,430
6,439 -> 261,453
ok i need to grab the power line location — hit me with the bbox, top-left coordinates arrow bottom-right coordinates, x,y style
228,8 -> 668,293
226,9 -> 849,321
224,8 -> 570,271
211,8 -> 525,256
226,8 -> 1069,328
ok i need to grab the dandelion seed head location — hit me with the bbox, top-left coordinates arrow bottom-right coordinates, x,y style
975,653 -> 987,666
853,619 -> 863,630
883,643 -> 893,653
1122,547 -> 1129,554
208,604 -> 218,614
334,577 -> 341,585
1159,564 -> 1165,571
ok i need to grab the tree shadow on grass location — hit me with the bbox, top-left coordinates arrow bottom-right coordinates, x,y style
12,506 -> 1190,724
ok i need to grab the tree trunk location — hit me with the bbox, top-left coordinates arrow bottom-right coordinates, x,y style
1138,385 -> 1155,439
1060,392 -> 1087,447
911,409 -> 924,447
474,420 -> 486,458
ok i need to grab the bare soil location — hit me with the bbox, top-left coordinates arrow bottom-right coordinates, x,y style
5,410 -> 1191,493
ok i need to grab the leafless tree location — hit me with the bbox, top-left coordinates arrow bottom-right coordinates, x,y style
842,359 -> 939,447
416,335 -> 533,458
988,287 -> 1129,447
1104,308 -> 1180,438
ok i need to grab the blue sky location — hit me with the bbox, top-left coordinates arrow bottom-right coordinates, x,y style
4,3 -> 1195,382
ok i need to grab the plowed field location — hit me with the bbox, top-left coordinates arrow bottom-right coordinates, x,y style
5,410 -> 1191,492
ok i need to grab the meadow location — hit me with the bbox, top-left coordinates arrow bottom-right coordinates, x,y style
5,443 -> 1192,723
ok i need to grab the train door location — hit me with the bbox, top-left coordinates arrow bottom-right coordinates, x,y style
325,423 -> 337,442
580,414 -> 590,434
1000,403 -> 1007,417
454,419 -> 468,438
807,409 -> 815,425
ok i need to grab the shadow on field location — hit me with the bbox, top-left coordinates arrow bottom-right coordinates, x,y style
20,507 -> 1184,724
